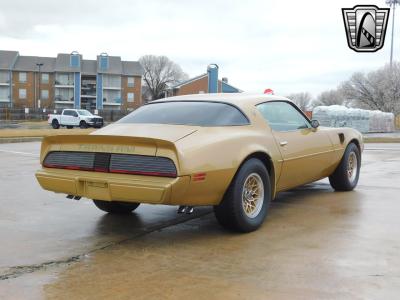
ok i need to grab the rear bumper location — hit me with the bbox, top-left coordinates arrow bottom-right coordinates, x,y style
35,168 -> 190,204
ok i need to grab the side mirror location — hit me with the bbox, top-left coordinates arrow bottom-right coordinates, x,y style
311,119 -> 320,129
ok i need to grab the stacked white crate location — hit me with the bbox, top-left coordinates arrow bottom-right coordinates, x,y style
385,113 -> 395,132
313,105 -> 345,127
368,111 -> 381,132
312,106 -> 394,133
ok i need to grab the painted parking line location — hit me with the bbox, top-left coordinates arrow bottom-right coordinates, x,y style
0,149 -> 39,157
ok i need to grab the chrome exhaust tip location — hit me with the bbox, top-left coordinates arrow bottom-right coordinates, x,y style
177,206 -> 194,214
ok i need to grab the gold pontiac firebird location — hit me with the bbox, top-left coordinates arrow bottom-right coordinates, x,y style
36,94 -> 363,232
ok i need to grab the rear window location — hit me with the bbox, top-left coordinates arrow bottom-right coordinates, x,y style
117,101 -> 249,126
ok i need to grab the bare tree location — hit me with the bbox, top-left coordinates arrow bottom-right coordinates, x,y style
340,62 -> 400,113
314,89 -> 346,107
286,92 -> 312,111
139,55 -> 188,101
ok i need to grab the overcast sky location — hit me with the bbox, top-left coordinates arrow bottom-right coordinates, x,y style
0,0 -> 398,98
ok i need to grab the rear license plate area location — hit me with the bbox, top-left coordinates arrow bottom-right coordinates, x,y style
85,181 -> 110,200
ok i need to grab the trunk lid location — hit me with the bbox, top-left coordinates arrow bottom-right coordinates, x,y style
92,123 -> 198,143
39,124 -> 199,174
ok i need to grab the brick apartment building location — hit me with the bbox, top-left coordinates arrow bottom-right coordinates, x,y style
0,50 -> 143,110
167,64 -> 241,97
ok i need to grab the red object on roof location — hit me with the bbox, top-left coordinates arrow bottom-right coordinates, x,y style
264,88 -> 274,95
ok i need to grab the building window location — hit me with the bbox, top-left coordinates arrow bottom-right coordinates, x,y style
70,53 -> 80,68
41,89 -> 49,100
127,77 -> 135,87
19,72 -> 27,83
100,54 -> 109,71
103,74 -> 121,88
55,73 -> 74,85
0,71 -> 9,84
55,87 -> 74,101
41,73 -> 49,84
103,89 -> 121,104
127,92 -> 135,102
19,88 -> 27,99
0,86 -> 9,100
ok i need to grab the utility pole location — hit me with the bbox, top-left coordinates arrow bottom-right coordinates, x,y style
386,0 -> 400,68
36,63 -> 43,109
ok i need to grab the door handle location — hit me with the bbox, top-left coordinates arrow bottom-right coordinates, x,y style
280,141 -> 288,146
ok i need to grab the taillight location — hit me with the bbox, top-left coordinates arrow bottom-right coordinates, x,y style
109,154 -> 177,178
43,152 -> 95,171
43,151 -> 177,178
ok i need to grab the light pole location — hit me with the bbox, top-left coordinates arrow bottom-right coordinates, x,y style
36,63 -> 43,109
386,0 -> 400,68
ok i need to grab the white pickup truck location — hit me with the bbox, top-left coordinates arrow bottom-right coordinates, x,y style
48,109 -> 104,129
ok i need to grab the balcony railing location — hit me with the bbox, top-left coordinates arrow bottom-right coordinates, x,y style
55,95 -> 74,102
54,80 -> 74,86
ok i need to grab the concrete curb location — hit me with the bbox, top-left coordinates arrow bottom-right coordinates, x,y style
0,137 -> 43,144
364,138 -> 400,143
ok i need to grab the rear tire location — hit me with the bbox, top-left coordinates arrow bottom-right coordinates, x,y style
79,121 -> 88,129
214,158 -> 271,233
329,143 -> 361,191
93,200 -> 140,214
51,119 -> 60,129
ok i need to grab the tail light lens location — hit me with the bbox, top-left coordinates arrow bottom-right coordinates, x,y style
43,151 -> 177,178
43,152 -> 95,171
109,154 -> 177,178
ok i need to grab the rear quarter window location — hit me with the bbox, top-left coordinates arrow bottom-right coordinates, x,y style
117,101 -> 249,126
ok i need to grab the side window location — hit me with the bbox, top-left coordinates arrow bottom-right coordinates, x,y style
63,110 -> 71,116
257,101 -> 310,131
72,111 -> 78,117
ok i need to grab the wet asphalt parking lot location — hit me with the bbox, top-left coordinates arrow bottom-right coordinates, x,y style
0,142 -> 399,299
